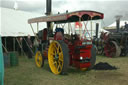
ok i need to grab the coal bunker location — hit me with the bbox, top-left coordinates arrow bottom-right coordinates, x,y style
93,62 -> 118,70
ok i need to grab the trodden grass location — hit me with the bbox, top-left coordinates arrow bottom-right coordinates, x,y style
4,56 -> 128,85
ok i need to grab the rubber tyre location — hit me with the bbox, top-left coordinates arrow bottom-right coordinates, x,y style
104,41 -> 121,57
48,40 -> 69,75
111,41 -> 121,57
88,45 -> 96,70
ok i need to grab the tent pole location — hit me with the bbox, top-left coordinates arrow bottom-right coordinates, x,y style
2,43 -> 8,53
4,38 -> 7,51
16,38 -> 26,57
21,38 -> 23,55
13,37 -> 15,51
23,37 -> 34,55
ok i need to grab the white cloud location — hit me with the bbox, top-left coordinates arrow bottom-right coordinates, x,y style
0,0 -> 128,26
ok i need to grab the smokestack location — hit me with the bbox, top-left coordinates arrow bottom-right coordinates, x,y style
46,0 -> 52,35
115,15 -> 122,33
96,23 -> 99,38
46,0 -> 52,15
116,19 -> 120,33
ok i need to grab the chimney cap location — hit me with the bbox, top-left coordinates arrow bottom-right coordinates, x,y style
115,15 -> 123,20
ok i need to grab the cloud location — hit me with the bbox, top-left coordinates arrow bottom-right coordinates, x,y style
0,0 -> 128,26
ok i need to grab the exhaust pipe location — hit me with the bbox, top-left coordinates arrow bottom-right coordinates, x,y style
116,19 -> 120,33
96,23 -> 99,38
46,0 -> 52,15
115,15 -> 122,33
46,0 -> 52,35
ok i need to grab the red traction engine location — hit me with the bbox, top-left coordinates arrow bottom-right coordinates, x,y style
28,3 -> 104,74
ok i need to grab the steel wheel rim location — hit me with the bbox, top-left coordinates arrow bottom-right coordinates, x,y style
104,41 -> 119,57
35,51 -> 43,67
48,41 -> 63,74
104,44 -> 115,57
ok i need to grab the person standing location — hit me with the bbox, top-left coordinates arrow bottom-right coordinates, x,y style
27,35 -> 33,59
124,22 -> 128,31
18,37 -> 23,56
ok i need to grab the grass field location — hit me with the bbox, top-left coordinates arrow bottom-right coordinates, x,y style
4,56 -> 128,85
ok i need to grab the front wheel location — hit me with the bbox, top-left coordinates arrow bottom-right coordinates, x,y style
35,51 -> 44,68
48,40 -> 69,75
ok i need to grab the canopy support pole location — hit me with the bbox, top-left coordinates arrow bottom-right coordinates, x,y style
68,23 -> 70,35
82,20 -> 92,40
79,17 -> 82,40
37,22 -> 39,33
90,18 -> 93,39
70,23 -> 73,34
30,24 -> 36,36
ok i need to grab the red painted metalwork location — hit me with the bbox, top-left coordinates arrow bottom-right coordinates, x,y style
28,10 -> 104,69
42,29 -> 48,41
54,31 -> 92,68
68,39 -> 92,68
28,10 -> 104,24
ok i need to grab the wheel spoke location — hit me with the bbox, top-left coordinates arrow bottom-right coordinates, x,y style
57,46 -> 60,54
52,43 -> 56,48
59,52 -> 63,61
57,61 -> 63,71
57,64 -> 60,71
53,61 -> 57,68
50,52 -> 55,56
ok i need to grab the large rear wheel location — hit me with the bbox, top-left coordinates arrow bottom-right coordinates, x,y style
48,40 -> 69,75
104,41 -> 121,57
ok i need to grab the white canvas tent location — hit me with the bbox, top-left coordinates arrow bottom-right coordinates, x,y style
108,20 -> 128,28
0,7 -> 47,53
0,7 -> 46,37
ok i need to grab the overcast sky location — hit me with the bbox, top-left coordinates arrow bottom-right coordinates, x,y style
0,0 -> 128,26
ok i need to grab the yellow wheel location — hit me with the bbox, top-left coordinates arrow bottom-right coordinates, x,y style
48,40 -> 69,75
35,51 -> 44,68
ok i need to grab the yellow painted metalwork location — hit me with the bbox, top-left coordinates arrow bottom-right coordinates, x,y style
35,51 -> 43,68
48,41 -> 63,74
80,68 -> 87,71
